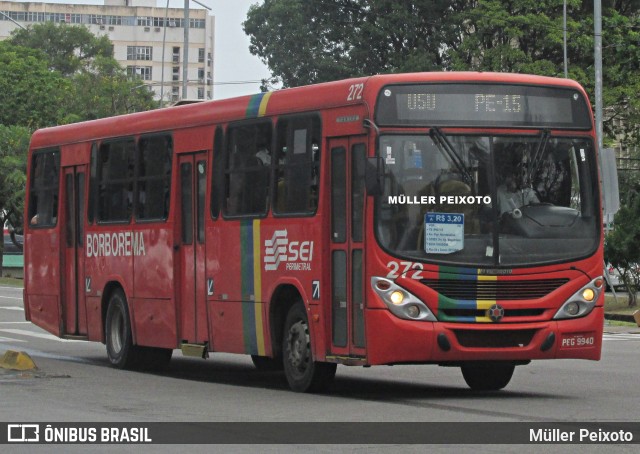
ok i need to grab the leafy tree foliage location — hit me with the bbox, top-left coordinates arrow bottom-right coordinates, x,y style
7,23 -> 158,123
0,41 -> 69,129
0,125 -> 29,275
9,21 -> 113,77
605,187 -> 640,306
244,0 -> 461,87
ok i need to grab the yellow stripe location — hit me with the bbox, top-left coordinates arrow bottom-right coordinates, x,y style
258,92 -> 273,116
253,219 -> 265,355
475,299 -> 494,323
476,300 -> 495,310
476,272 -> 497,322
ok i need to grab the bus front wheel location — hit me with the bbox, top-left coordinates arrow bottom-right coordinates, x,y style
460,362 -> 515,391
282,303 -> 336,392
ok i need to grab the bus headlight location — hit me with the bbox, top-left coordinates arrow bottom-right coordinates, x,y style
371,277 -> 437,322
553,277 -> 603,320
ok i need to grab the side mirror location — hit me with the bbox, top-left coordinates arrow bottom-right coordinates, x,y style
600,148 -> 619,221
365,156 -> 385,196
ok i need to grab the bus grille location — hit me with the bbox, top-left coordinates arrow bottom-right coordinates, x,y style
420,278 -> 568,300
453,329 -> 536,348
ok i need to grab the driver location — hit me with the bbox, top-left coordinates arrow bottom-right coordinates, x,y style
496,163 -> 539,216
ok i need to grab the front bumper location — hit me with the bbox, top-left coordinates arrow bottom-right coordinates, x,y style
365,306 -> 604,365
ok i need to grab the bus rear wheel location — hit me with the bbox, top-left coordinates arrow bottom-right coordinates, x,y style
282,303 -> 336,392
460,362 -> 515,391
105,289 -> 141,369
105,290 -> 173,371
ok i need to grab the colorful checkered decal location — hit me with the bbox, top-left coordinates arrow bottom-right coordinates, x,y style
240,219 -> 266,355
436,266 -> 496,323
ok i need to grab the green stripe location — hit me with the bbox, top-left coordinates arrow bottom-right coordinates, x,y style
246,93 -> 264,118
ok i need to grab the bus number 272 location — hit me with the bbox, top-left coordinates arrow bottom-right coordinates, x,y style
386,261 -> 424,280
347,83 -> 364,101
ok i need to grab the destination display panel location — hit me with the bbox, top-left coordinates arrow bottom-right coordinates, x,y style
375,83 -> 592,129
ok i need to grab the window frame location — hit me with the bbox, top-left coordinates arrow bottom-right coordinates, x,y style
222,119 -> 273,219
272,113 -> 322,218
28,148 -> 61,230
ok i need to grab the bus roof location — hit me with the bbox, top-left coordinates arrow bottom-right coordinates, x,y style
29,72 -> 587,150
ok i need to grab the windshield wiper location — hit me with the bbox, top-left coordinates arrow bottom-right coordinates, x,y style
528,129 -> 551,185
429,127 -> 474,187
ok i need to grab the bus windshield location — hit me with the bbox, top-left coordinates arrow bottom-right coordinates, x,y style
375,133 -> 599,267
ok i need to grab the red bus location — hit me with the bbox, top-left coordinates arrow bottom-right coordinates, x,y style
24,72 -> 606,392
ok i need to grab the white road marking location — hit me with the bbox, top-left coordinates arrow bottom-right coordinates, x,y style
603,333 -> 640,341
0,306 -> 23,310
0,321 -> 30,324
0,329 -> 84,343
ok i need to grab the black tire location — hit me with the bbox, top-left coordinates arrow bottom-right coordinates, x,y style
282,303 -> 336,392
105,289 -> 141,369
251,355 -> 283,371
461,362 -> 515,391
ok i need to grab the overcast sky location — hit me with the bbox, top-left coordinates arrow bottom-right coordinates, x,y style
12,0 -> 271,99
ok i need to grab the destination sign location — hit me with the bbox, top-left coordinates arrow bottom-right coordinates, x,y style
376,83 -> 592,129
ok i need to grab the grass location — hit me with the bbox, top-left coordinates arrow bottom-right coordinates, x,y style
0,276 -> 23,288
604,294 -> 639,316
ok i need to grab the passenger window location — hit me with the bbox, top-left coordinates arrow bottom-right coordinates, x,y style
274,116 -> 321,214
137,135 -> 172,220
224,122 -> 272,216
97,139 -> 135,222
28,149 -> 60,228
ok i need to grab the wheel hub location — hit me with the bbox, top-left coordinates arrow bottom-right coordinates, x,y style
287,320 -> 309,372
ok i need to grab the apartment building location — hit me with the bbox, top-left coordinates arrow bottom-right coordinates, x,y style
0,0 -> 215,102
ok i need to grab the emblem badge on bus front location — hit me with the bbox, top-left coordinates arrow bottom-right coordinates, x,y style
488,304 -> 505,322
264,229 -> 314,271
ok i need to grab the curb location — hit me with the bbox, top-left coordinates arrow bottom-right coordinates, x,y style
604,313 -> 635,323
0,350 -> 38,371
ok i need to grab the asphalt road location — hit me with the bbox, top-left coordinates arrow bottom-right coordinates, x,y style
1,285 -> 639,453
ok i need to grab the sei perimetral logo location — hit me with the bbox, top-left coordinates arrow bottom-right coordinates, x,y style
264,229 -> 314,271
8,424 -> 39,442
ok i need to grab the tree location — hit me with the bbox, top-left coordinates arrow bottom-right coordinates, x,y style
9,21 -> 113,77
64,56 -> 157,122
8,22 -> 158,122
605,189 -> 640,307
0,125 -> 29,276
0,41 -> 70,129
244,0 -> 461,88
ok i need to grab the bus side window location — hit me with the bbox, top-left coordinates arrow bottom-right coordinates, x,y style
97,139 -> 135,223
224,122 -> 271,217
210,127 -> 224,219
137,134 -> 172,221
274,115 -> 321,215
28,149 -> 60,228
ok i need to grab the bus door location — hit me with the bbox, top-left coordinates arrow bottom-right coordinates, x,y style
177,152 -> 209,344
329,137 -> 367,358
61,165 -> 88,336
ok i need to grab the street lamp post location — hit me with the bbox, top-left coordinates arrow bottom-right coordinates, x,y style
594,0 -> 603,151
563,0 -> 568,78
182,0 -> 190,99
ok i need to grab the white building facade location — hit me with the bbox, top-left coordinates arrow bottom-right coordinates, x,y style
0,0 -> 215,103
